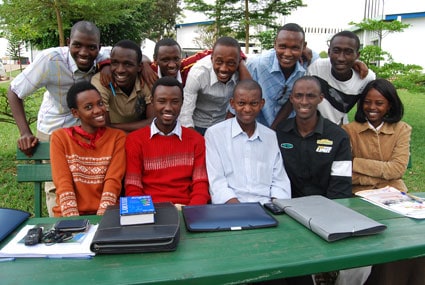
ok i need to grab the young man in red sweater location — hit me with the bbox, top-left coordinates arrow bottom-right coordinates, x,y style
124,76 -> 210,209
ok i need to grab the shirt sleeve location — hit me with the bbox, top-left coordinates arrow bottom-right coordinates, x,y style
10,50 -> 52,99
50,131 -> 80,216
205,128 -> 237,204
270,147 -> 292,200
327,134 -> 353,198
179,69 -> 202,128
189,135 -> 210,205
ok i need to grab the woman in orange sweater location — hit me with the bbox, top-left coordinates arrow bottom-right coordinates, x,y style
51,81 -> 126,217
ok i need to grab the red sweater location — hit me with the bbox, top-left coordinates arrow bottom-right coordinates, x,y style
125,126 -> 210,205
51,127 -> 126,217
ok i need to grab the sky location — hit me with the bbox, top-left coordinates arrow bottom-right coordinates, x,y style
180,0 -> 425,28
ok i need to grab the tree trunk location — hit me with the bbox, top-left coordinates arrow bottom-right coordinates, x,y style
244,0 -> 249,54
54,0 -> 65,46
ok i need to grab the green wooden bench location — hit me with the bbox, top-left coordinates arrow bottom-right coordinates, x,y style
16,142 -> 51,217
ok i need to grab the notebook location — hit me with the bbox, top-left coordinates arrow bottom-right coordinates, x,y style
0,208 -> 31,243
90,202 -> 180,254
273,195 -> 387,242
182,202 -> 278,232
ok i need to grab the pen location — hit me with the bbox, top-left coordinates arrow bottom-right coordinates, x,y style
109,82 -> 116,96
402,192 -> 424,203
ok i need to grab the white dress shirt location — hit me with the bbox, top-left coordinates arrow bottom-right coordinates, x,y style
205,118 -> 291,204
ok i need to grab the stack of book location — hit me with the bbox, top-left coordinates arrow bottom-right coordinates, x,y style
120,196 -> 156,226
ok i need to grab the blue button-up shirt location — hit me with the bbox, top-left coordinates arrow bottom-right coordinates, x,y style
247,49 -> 306,127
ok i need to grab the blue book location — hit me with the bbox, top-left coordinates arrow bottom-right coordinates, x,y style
120,196 -> 155,225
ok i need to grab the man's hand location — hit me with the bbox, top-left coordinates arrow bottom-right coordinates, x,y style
300,46 -> 313,67
226,198 -> 240,204
353,60 -> 369,79
17,134 -> 39,157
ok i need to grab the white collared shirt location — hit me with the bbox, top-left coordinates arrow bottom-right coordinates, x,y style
150,118 -> 182,140
205,118 -> 291,204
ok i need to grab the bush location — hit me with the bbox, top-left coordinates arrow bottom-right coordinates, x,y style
0,87 -> 44,125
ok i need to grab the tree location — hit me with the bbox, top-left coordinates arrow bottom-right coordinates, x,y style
350,18 -> 410,67
256,29 -> 275,50
0,0 -> 182,49
183,0 -> 304,53
6,34 -> 25,71
193,25 -> 216,50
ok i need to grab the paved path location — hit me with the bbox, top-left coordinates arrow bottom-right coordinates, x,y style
0,64 -> 28,82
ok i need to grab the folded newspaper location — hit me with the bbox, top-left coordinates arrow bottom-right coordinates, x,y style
273,195 -> 387,242
355,186 -> 425,219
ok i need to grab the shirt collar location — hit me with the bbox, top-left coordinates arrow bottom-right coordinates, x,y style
271,50 -> 306,75
158,68 -> 182,83
231,118 -> 261,141
67,50 -> 97,75
209,60 -> 238,86
281,111 -> 324,137
150,118 -> 182,140
367,120 -> 384,131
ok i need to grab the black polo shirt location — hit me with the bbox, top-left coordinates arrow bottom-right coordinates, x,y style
276,113 -> 352,199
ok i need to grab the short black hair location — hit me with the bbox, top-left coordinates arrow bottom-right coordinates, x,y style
277,23 -> 305,41
67,81 -> 100,109
151,76 -> 184,99
112,39 -> 143,64
154,38 -> 181,59
70,21 -> 100,43
293,75 -> 322,92
354,78 -> 404,123
329,30 -> 361,52
234,79 -> 262,98
212,37 -> 241,60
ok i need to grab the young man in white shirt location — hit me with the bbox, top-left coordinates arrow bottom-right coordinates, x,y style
205,79 -> 291,204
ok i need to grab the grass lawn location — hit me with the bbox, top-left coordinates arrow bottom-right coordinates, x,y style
0,82 -> 424,215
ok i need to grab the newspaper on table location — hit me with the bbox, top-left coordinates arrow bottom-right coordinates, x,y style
0,223 -> 97,259
356,186 -> 425,219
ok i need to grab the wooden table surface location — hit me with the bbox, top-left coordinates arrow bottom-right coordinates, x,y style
2,197 -> 425,285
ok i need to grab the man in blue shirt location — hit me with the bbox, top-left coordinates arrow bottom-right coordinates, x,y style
205,79 -> 291,204
247,23 -> 313,129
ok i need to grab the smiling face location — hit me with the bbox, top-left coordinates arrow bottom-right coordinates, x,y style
362,88 -> 391,128
68,30 -> 100,72
211,44 -> 240,83
230,87 -> 264,131
274,30 -> 305,72
71,89 -> 106,134
328,35 -> 360,80
110,46 -> 142,92
152,85 -> 183,134
290,79 -> 323,121
155,45 -> 182,78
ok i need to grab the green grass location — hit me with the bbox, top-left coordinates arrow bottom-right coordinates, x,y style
0,82 -> 424,215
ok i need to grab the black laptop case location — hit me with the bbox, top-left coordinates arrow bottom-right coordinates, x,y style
182,202 -> 278,232
90,202 -> 180,254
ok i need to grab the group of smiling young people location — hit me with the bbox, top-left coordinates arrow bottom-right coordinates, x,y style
7,20 -> 417,285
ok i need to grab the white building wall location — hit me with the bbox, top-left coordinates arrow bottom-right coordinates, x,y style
380,17 -> 425,69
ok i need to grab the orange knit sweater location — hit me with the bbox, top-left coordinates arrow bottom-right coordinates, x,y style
51,127 -> 126,217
